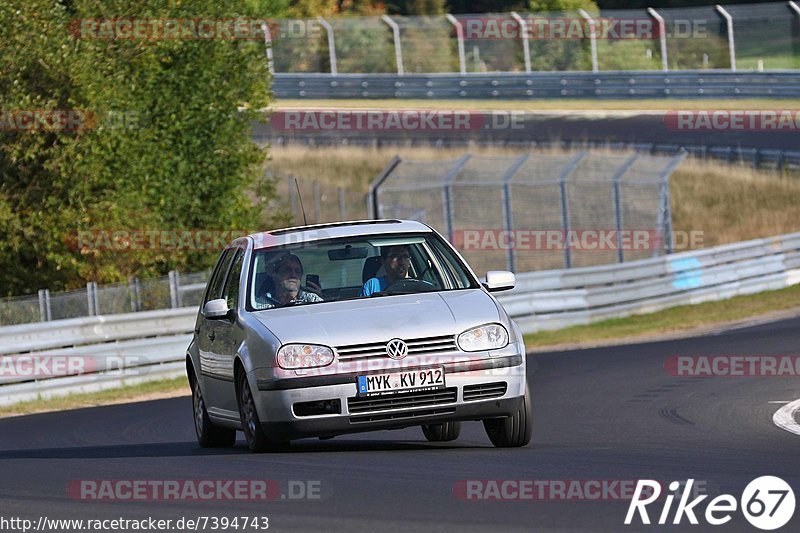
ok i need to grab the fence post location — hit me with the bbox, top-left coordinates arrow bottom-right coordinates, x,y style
441,155 -> 471,243
655,151 -> 686,255
501,154 -> 530,272
368,156 -> 402,219
715,5 -> 736,71
558,152 -> 587,268
511,12 -> 531,74
338,188 -> 346,221
86,282 -> 97,316
169,271 -> 180,309
446,14 -> 467,75
129,277 -> 141,312
260,22 -> 275,75
381,15 -> 404,76
647,8 -> 669,72
313,180 -> 322,223
318,17 -> 338,75
38,289 -> 51,322
611,155 -> 639,263
578,9 -> 599,73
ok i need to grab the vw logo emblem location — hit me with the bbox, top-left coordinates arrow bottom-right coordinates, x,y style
386,338 -> 409,360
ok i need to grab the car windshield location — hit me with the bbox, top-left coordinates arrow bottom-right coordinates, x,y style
247,233 -> 479,311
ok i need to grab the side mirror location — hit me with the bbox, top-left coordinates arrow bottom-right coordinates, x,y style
204,298 -> 231,319
483,271 -> 515,292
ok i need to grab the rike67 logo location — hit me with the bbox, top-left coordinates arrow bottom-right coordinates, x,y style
625,477 -> 795,530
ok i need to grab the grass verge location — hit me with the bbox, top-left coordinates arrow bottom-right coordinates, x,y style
0,376 -> 188,418
524,283 -> 800,350
276,98 -> 800,111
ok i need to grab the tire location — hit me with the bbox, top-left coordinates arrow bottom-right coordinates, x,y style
421,421 -> 461,442
236,371 -> 289,453
483,385 -> 532,448
192,377 -> 236,448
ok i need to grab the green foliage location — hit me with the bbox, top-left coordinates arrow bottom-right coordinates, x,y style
529,0 -> 599,16
0,0 -> 282,296
387,0 -> 447,16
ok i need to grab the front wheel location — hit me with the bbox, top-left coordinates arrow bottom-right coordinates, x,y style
193,378 -> 236,447
483,385 -> 532,448
421,421 -> 461,442
237,372 -> 289,453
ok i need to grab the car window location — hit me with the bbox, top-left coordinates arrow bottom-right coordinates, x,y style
204,249 -> 235,305
221,249 -> 244,309
247,233 -> 479,311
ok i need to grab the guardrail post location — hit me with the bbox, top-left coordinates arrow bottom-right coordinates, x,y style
501,154 -> 529,272
318,17 -> 338,75
260,22 -> 275,74
715,5 -> 736,71
579,9 -> 599,73
381,15 -> 404,75
442,155 -> 471,243
612,155 -> 639,263
168,271 -> 180,309
511,12 -> 531,74
558,152 -> 587,268
446,14 -> 467,75
647,8 -> 669,72
38,289 -> 51,322
338,188 -> 346,221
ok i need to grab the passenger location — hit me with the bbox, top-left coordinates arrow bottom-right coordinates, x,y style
360,245 -> 411,297
260,253 -> 323,308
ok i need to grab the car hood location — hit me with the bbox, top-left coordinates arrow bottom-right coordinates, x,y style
252,289 -> 501,346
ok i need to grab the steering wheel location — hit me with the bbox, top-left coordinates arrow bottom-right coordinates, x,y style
382,278 -> 437,294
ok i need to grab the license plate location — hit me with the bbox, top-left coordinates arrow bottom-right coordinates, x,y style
357,367 -> 445,396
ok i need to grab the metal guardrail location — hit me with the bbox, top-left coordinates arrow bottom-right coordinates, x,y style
498,231 -> 800,332
272,72 -> 800,100
1,231 -> 799,406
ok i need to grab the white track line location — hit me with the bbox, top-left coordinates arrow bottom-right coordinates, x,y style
773,398 -> 800,436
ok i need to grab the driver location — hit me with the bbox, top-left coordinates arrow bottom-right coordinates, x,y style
360,245 -> 411,297
260,253 -> 323,308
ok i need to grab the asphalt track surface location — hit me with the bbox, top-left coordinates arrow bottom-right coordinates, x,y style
1,316 -> 799,532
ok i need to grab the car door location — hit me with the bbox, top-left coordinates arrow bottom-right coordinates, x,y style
198,248 -> 236,410
209,248 -> 245,413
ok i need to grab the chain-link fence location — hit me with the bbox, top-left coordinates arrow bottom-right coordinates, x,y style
267,2 -> 798,74
0,271 -> 210,327
371,151 -> 685,274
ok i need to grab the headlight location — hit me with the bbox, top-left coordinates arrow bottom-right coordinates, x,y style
457,324 -> 509,352
276,344 -> 334,369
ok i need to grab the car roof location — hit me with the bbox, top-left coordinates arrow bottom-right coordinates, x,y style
245,219 -> 434,249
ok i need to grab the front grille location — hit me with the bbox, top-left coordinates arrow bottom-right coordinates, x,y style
348,387 -> 457,416
463,382 -> 507,402
350,406 -> 456,424
336,335 -> 457,361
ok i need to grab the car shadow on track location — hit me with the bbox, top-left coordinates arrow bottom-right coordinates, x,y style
0,439 -> 499,459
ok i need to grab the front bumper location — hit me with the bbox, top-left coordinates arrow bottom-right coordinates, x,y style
250,353 -> 526,441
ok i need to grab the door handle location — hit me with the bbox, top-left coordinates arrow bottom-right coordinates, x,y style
208,331 -> 216,342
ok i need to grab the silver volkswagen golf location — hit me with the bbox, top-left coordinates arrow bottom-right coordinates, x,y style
187,220 -> 531,452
